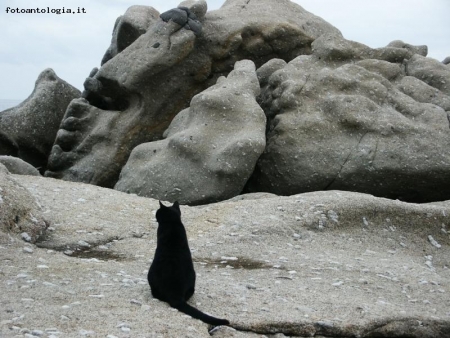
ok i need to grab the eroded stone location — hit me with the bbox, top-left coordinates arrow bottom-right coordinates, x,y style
0,69 -> 80,173
115,60 -> 266,205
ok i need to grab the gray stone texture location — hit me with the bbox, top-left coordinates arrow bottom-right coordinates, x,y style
0,155 -> 41,176
246,33 -> 450,203
0,69 -> 80,173
0,164 -> 48,243
115,60 -> 266,205
2,174 -> 449,337
45,0 -> 339,188
101,5 -> 160,65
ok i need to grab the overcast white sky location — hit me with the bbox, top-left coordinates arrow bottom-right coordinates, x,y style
1,0 -> 448,100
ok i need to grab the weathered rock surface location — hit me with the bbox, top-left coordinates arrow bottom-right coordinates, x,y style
1,174 -> 449,337
115,60 -> 266,205
246,33 -> 450,203
0,156 -> 41,176
0,69 -> 80,173
406,54 -> 450,96
101,5 -> 160,65
0,165 -> 48,244
45,0 -> 339,188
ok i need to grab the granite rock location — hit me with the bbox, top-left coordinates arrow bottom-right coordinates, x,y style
405,54 -> 450,96
101,5 -> 160,65
0,164 -> 48,243
45,0 -> 338,188
0,156 -> 40,176
247,34 -> 450,203
0,69 -> 80,173
115,60 -> 266,205
2,174 -> 449,337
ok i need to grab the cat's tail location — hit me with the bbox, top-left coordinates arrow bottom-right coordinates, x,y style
172,301 -> 229,326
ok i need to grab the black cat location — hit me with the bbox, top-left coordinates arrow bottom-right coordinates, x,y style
148,201 -> 229,326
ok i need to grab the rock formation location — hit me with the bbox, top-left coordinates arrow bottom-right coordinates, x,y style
1,1 -> 450,336
0,69 -> 80,173
0,156 -> 41,176
246,33 -> 450,203
115,60 -> 266,205
45,0 -> 338,188
0,0 -> 448,205
0,164 -> 48,243
101,5 -> 160,65
1,174 -> 449,337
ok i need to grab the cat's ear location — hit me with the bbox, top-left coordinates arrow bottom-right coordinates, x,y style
159,201 -> 166,208
173,201 -> 180,211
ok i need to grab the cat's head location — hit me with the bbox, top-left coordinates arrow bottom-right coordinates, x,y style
156,201 -> 181,223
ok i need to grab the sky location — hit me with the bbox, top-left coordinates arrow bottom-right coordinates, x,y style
0,0 -> 449,100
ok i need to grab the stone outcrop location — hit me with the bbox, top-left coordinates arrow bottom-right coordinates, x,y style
45,0 -> 338,188
115,60 -> 266,205
1,174 -> 449,337
2,0 -> 449,206
0,69 -> 80,173
101,5 -> 160,65
246,33 -> 450,203
0,164 -> 48,243
0,156 -> 41,176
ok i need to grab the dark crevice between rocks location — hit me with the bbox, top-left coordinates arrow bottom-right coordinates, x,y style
82,69 -> 132,111
35,235 -> 127,261
215,318 -> 450,338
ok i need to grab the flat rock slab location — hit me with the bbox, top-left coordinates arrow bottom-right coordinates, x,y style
1,175 -> 449,337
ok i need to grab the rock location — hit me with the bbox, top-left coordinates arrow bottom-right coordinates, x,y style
4,174 -> 450,337
101,5 -> 160,65
0,69 -> 80,173
0,156 -> 40,176
115,60 -> 266,205
179,0 -> 207,20
160,5 -> 203,36
0,164 -> 48,243
387,40 -> 428,57
406,54 -> 450,95
442,56 -> 450,65
397,76 -> 450,111
246,33 -> 450,203
45,0 -> 339,188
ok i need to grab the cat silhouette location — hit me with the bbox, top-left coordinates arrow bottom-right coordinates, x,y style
148,201 -> 229,326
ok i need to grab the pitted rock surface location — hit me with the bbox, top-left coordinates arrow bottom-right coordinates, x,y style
0,69 -> 80,173
45,0 -> 338,188
0,165 -> 48,243
246,33 -> 450,203
1,174 -> 449,337
115,60 -> 266,205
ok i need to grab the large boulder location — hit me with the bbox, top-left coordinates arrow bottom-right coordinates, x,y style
115,60 -> 266,205
45,0 -> 339,188
0,164 -> 48,243
246,34 -> 450,203
0,69 -> 80,173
